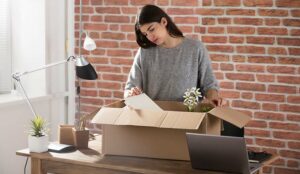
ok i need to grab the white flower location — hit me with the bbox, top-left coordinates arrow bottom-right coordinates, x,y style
183,87 -> 202,112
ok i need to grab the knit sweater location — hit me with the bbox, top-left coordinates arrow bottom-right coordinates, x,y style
125,37 -> 219,101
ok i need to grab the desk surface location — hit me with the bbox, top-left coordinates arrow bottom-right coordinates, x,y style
17,135 -> 229,174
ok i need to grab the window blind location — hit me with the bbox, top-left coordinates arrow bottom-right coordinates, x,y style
0,0 -> 11,93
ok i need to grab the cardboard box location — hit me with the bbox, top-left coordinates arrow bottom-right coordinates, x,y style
92,100 -> 251,160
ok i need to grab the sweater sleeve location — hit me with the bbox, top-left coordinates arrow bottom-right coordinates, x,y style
124,48 -> 143,95
198,42 -> 219,96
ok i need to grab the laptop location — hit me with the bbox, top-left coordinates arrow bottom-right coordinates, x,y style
186,133 -> 261,174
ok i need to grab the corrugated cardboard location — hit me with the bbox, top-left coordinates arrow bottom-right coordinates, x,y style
92,100 -> 251,160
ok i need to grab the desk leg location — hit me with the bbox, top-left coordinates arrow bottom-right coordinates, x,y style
31,157 -> 46,174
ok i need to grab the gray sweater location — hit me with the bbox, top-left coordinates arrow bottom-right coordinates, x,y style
125,37 -> 219,101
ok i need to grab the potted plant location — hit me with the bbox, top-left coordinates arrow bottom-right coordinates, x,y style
28,116 -> 49,153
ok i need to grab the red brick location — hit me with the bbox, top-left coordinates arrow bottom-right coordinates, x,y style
168,8 -> 196,15
245,120 -> 267,128
202,0 -> 212,6
121,7 -> 138,14
258,9 -> 288,16
95,7 -> 120,14
280,104 -> 300,113
291,29 -> 300,36
229,36 -> 244,43
279,57 -> 300,65
80,97 -> 103,105
104,99 -> 121,105
104,0 -> 128,5
255,94 -> 285,102
113,91 -> 124,99
84,23 -> 108,31
214,72 -> 224,80
215,0 -> 241,6
81,81 -> 96,88
226,73 -> 255,81
283,19 -> 300,27
88,57 -> 109,64
243,0 -> 273,7
237,46 -> 265,54
219,90 -> 240,99
288,142 -> 300,150
96,65 -> 121,73
291,9 -> 300,17
104,15 -> 130,23
270,122 -> 300,131
234,18 -> 263,25
219,81 -> 234,89
80,105 -> 99,113
210,54 -> 230,62
208,27 -> 225,34
226,9 -> 255,16
202,36 -> 227,43
236,82 -> 266,91
174,17 -> 199,24
265,18 -> 281,26
287,96 -> 300,104
256,138 -> 285,148
289,48 -> 300,55
194,26 -> 206,34
171,0 -> 198,6
120,42 -> 139,49
232,100 -> 260,109
97,81 -> 121,90
195,8 -> 224,15
262,103 -> 278,111
287,114 -> 300,122
268,47 -> 288,55
287,160 -> 299,168
217,18 -> 231,24
110,58 -> 133,65
206,45 -> 234,53
276,0 -> 300,7
256,74 -> 275,82
278,38 -> 300,46
98,90 -> 112,97
102,32 -> 125,40
107,50 -> 132,57
241,92 -> 253,99
248,56 -> 275,63
278,76 -> 300,84
258,28 -> 288,35
236,64 -> 265,72
280,150 -> 300,159
254,112 -> 284,121
267,66 -> 296,74
74,7 -> 94,14
246,36 -> 275,45
244,129 -> 270,137
228,27 -> 255,34
232,55 -> 246,62
202,18 -> 215,25
268,85 -> 297,94
102,74 -> 127,82
80,89 -> 98,97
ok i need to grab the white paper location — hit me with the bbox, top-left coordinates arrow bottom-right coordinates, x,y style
124,93 -> 163,111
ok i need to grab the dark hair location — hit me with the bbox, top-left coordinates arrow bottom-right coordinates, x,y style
135,4 -> 183,48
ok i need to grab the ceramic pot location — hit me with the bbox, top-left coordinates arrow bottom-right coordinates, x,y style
28,135 -> 49,153
72,128 -> 89,149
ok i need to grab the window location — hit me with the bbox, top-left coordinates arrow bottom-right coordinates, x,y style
0,0 -> 11,93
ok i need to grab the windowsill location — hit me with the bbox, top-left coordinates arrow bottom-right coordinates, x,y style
0,91 -> 70,108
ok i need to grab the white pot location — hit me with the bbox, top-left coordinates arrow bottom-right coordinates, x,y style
28,135 -> 49,153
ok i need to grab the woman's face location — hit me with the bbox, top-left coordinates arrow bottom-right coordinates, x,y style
139,18 -> 168,46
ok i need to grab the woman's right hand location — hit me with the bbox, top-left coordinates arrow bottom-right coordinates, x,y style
127,87 -> 143,97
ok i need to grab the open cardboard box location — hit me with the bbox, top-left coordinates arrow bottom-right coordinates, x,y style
92,100 -> 251,160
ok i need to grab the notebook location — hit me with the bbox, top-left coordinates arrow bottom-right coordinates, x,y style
186,133 -> 261,174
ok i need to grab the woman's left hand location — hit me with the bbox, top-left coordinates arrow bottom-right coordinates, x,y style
210,97 -> 227,107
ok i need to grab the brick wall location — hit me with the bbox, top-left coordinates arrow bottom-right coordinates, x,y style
75,0 -> 300,173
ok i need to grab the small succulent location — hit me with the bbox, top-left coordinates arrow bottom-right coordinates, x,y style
29,116 -> 48,137
183,87 -> 202,112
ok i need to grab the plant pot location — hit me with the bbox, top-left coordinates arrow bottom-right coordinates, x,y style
72,128 -> 89,149
58,125 -> 75,145
28,135 -> 49,153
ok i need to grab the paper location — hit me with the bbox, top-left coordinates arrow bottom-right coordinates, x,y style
124,93 -> 163,111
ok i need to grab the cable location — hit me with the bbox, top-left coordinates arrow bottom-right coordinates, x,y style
24,157 -> 29,174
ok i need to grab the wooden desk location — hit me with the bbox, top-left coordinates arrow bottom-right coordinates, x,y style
16,135 -> 276,174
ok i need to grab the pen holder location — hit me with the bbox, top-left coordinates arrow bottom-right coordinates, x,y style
58,125 -> 75,145
72,128 -> 89,149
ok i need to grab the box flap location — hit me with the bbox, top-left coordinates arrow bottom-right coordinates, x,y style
91,108 -> 122,124
115,108 -> 167,127
160,111 -> 206,129
208,107 -> 251,128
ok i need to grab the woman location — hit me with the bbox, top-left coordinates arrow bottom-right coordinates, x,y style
124,4 -> 225,106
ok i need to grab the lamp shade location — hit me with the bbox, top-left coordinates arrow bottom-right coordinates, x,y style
75,56 -> 98,80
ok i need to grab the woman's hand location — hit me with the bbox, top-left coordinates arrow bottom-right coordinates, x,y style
127,87 -> 143,97
205,89 -> 227,107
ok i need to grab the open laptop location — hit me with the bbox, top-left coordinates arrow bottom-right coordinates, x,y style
186,133 -> 261,174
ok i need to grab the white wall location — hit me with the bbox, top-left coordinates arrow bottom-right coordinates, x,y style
0,0 -> 71,173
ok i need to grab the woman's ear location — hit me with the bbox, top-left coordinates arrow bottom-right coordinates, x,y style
161,17 -> 167,26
